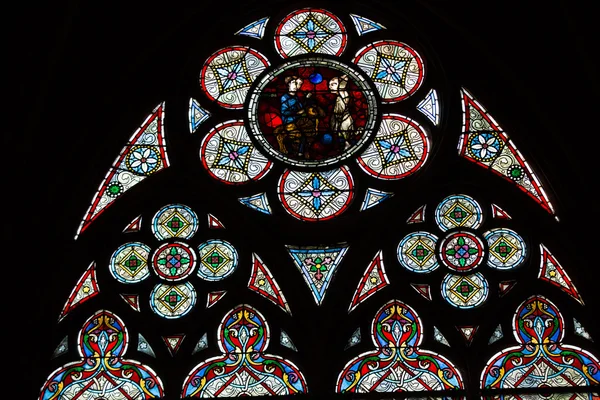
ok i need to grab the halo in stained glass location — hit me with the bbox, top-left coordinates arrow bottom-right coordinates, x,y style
397,231 -> 439,273
484,228 -> 527,270
197,239 -> 239,281
109,242 -> 151,284
274,8 -> 347,58
200,46 -> 270,109
200,120 -> 273,185
150,282 -> 197,319
439,231 -> 485,272
278,166 -> 354,221
353,40 -> 425,103
441,272 -> 489,309
434,194 -> 483,232
246,56 -> 379,168
356,113 -> 430,180
152,204 -> 199,240
151,241 -> 197,281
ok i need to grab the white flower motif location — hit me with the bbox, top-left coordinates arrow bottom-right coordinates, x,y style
130,147 -> 158,174
471,134 -> 499,159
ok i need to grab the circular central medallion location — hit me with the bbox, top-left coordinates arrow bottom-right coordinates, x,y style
246,56 -> 379,168
439,231 -> 485,272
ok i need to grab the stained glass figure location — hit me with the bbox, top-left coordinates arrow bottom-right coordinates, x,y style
197,239 -> 239,281
151,203 -> 199,240
40,310 -> 164,399
574,319 -> 593,342
182,304 -> 308,397
459,88 -> 555,215
499,280 -> 517,297
439,230 -> 485,272
278,166 -> 355,221
280,330 -> 297,351
138,333 -> 156,358
189,98 -> 211,134
238,192 -> 272,214
397,231 -> 439,273
406,204 -> 426,224
52,336 -> 68,359
345,327 -> 361,350
539,244 -> 584,305
200,46 -> 269,109
434,193 -> 483,231
120,293 -> 141,312
491,203 -> 512,220
489,324 -> 504,345
206,290 -> 227,308
337,299 -> 464,393
357,114 -> 430,180
58,261 -> 99,322
433,326 -> 451,347
442,272 -> 489,309
360,188 -> 394,211
109,242 -> 151,284
149,282 -> 197,319
457,326 -> 478,346
248,253 -> 292,314
353,40 -> 425,103
416,88 -> 440,125
163,334 -> 185,356
75,103 -> 169,239
410,283 -> 432,301
481,296 -> 600,389
348,250 -> 389,312
286,243 -> 349,305
207,213 -> 225,229
484,228 -> 527,270
201,120 -> 273,184
349,13 -> 386,36
235,16 -> 269,39
152,241 -> 197,281
274,8 -> 347,58
192,332 -> 208,355
247,56 -> 378,168
123,214 -> 142,233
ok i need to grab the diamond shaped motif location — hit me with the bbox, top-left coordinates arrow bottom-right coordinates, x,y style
119,249 -> 147,277
490,237 -> 516,262
406,238 -> 434,266
373,54 -> 411,86
161,211 -> 191,238
288,16 -> 334,52
443,204 -> 473,228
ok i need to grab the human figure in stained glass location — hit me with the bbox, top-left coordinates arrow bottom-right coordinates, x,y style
329,74 -> 355,150
280,76 -> 304,124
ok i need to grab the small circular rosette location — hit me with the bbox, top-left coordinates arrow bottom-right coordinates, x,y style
151,241 -> 197,281
484,228 -> 526,270
397,231 -> 439,273
109,242 -> 151,284
438,230 -> 485,273
197,239 -> 239,281
150,282 -> 197,319
441,272 -> 489,309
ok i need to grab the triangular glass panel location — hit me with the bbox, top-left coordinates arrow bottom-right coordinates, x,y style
457,326 -> 478,346
498,280 -> 517,297
349,13 -> 386,36
491,203 -> 512,220
188,98 -> 211,134
207,213 -> 225,229
235,16 -> 269,39
206,290 -> 227,308
122,214 -> 142,233
163,334 -> 185,356
360,188 -> 394,211
280,330 -> 297,351
416,88 -> 440,126
406,204 -> 426,224
192,332 -> 208,354
137,333 -> 156,358
248,253 -> 292,314
459,88 -> 555,215
286,243 -> 349,305
539,244 -> 583,304
238,192 -> 272,215
345,327 -> 361,350
58,261 -> 99,322
348,250 -> 389,312
574,318 -> 593,342
488,324 -> 503,345
433,326 -> 450,347
410,283 -> 432,301
119,294 -> 141,312
52,336 -> 68,359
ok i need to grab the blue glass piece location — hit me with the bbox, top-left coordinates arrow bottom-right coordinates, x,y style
360,188 -> 394,211
349,13 -> 386,36
189,98 -> 211,134
235,17 -> 269,39
238,192 -> 272,215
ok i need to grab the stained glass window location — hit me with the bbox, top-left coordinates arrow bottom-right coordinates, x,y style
27,2 -> 597,400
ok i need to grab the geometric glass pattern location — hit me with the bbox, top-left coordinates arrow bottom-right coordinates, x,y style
349,13 -> 385,36
151,203 -> 199,240
248,253 -> 292,314
274,8 -> 347,58
441,272 -> 489,309
280,330 -> 297,351
119,293 -> 141,312
488,324 -> 504,345
410,283 -> 432,301
499,280 -> 518,298
345,327 -> 361,350
434,193 -> 484,232
459,87 -> 555,215
206,290 -> 227,309
235,17 -> 269,39
491,203 -> 512,220
357,114 -> 430,180
162,334 -> 185,356
238,192 -> 273,215
433,326 -> 451,347
122,214 -> 142,233
58,261 -> 100,322
539,244 -> 584,305
353,40 -> 425,103
574,319 -> 593,342
188,98 -> 211,134
192,332 -> 208,355
52,336 -> 69,359
484,228 -> 527,270
406,204 -> 426,224
457,326 -> 478,346
397,231 -> 439,273
151,241 -> 197,281
197,239 -> 239,281
416,88 -> 440,126
109,242 -> 151,284
149,282 -> 197,319
138,333 -> 156,358
439,230 -> 485,272
348,250 -> 389,313
360,188 -> 394,211
207,213 -> 225,229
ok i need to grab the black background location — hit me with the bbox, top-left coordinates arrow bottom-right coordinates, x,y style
11,1 -> 599,399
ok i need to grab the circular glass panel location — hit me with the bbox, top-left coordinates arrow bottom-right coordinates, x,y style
484,228 -> 527,270
151,241 -> 197,281
439,231 -> 485,272
441,272 -> 489,309
152,204 -> 199,240
434,194 -> 483,232
397,231 -> 439,273
109,242 -> 151,284
197,239 -> 239,281
149,282 -> 197,319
